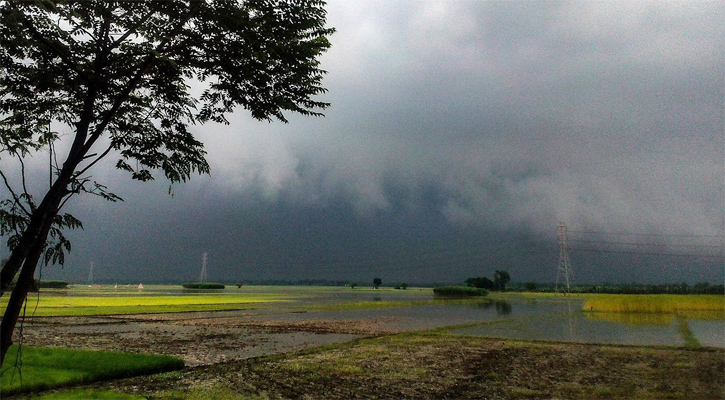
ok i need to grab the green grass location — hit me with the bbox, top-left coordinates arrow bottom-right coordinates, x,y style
1,345 -> 184,396
677,318 -> 701,348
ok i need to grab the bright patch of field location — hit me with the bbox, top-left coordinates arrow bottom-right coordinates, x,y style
583,294 -> 724,316
0,345 -> 183,397
1,291 -> 292,317
2,285 -> 440,317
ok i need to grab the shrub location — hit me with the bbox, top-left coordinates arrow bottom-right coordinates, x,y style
181,282 -> 225,289
433,286 -> 488,297
37,280 -> 69,289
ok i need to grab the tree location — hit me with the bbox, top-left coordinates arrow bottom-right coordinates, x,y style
493,270 -> 511,291
0,0 -> 334,365
373,277 -> 382,289
465,276 -> 494,290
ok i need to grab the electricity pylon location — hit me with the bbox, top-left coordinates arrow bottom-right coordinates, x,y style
199,252 -> 208,282
555,222 -> 574,295
88,262 -> 94,285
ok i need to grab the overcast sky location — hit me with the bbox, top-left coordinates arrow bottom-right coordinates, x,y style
5,0 -> 724,285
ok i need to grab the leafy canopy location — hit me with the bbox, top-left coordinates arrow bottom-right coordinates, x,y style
0,0 -> 334,263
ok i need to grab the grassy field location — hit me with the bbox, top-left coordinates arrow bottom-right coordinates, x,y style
1,345 -> 184,397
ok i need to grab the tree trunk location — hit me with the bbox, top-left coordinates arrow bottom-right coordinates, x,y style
0,209 -> 55,366
0,170 -> 72,365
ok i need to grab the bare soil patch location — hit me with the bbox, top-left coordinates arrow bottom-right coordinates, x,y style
62,334 -> 725,400
14,309 -> 394,367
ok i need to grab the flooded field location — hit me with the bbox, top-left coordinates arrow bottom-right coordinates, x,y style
15,286 -> 724,370
6,286 -> 724,399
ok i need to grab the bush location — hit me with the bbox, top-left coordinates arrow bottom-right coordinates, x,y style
433,286 -> 488,297
181,282 -> 225,289
37,280 -> 69,289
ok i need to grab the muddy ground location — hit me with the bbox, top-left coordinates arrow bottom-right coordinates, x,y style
15,308 -> 403,366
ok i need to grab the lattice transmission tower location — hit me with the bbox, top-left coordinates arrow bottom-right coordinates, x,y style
555,222 -> 574,295
199,252 -> 208,282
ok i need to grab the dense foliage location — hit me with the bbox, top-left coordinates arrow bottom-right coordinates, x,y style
37,280 -> 69,289
433,286 -> 488,297
182,282 -> 225,290
466,270 -> 510,291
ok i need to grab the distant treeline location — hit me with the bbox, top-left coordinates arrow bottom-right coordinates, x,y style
508,282 -> 725,295
237,279 -> 352,286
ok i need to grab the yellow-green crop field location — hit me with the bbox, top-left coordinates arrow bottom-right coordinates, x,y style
583,294 -> 724,319
0,286 -> 293,317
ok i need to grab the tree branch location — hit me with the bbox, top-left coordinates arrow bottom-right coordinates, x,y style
80,1 -> 204,158
0,169 -> 31,218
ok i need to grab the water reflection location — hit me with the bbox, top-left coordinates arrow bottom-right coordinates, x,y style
475,300 -> 512,316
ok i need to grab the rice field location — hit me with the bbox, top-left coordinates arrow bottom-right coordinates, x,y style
1,345 -> 183,396
1,286 -> 293,317
583,294 -> 724,316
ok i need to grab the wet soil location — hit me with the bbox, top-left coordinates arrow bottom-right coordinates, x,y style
14,308 -> 398,366
9,307 -> 725,399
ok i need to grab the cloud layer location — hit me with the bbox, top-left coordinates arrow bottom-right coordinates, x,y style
4,1 -> 723,284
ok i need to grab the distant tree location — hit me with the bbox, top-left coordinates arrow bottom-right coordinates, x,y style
236,283 -> 243,289
0,0 -> 334,366
466,277 -> 495,290
400,283 -> 408,290
493,270 -> 511,291
350,283 -> 357,289
524,282 -> 537,291
373,278 -> 382,289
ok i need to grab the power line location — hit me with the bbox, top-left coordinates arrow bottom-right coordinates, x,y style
569,247 -> 723,258
568,230 -> 723,238
568,239 -> 722,248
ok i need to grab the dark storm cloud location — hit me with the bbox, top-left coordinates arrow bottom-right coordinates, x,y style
6,1 -> 723,284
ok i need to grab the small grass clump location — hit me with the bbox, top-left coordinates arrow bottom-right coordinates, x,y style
182,282 -> 226,289
1,345 -> 184,396
433,286 -> 488,297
